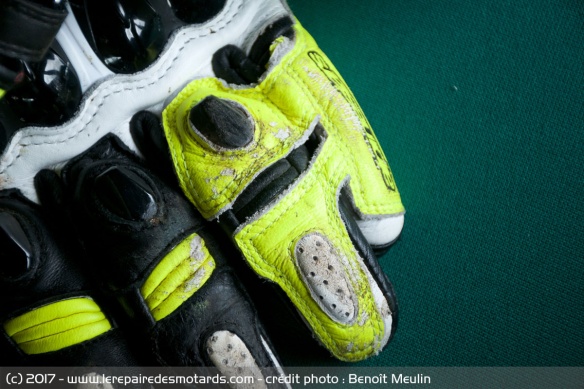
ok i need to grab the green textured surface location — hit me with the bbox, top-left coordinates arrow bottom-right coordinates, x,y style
287,0 -> 584,366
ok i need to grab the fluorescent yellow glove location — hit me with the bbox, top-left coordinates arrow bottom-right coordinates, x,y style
162,18 -> 404,361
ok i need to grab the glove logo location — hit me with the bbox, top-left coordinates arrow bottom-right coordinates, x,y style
307,50 -> 397,192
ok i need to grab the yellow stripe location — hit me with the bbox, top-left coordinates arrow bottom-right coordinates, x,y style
18,319 -> 111,355
3,297 -> 112,355
141,232 -> 215,321
151,256 -> 215,321
5,298 -> 102,336
145,256 -> 206,311
0,88 -> 5,99
11,312 -> 106,344
141,238 -> 191,299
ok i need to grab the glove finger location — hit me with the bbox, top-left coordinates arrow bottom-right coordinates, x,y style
57,134 -> 287,385
337,188 -> 399,340
0,189 -> 144,368
34,168 -> 68,213
213,16 -> 404,254
162,17 -> 403,361
129,110 -> 177,183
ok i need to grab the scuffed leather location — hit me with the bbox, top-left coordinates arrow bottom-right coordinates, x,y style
161,20 -> 402,361
51,134 -> 283,371
0,0 -> 404,365
0,0 -> 290,202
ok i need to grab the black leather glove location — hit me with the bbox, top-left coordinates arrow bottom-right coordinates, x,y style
34,133 -> 287,386
0,189 -> 144,367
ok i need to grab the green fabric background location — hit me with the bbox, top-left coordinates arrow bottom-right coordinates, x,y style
286,0 -> 584,366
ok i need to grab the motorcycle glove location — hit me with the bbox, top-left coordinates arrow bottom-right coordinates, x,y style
0,0 -> 405,362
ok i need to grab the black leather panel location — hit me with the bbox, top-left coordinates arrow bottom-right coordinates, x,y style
0,0 -> 67,61
50,134 -> 283,371
0,189 -> 142,367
